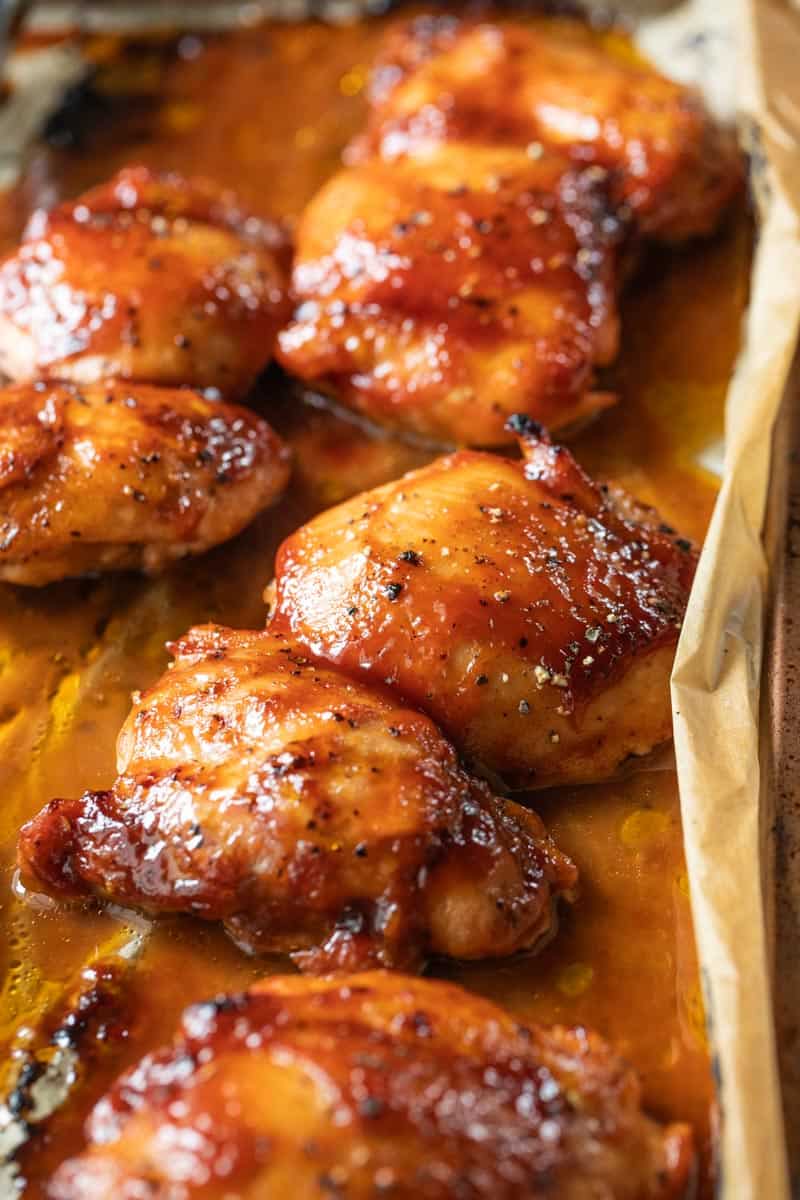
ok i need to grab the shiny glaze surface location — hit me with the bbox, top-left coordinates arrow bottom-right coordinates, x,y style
269,428 -> 697,788
354,14 -> 743,239
48,971 -> 694,1200
278,11 -> 742,445
0,379 -> 290,585
278,147 -> 622,443
19,625 -> 576,973
0,13 -> 750,1197
0,166 -> 290,396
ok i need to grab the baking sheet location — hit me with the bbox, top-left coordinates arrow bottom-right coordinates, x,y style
0,2 -> 795,1197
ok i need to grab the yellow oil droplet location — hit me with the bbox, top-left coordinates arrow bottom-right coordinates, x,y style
598,30 -> 645,67
557,962 -> 594,998
676,870 -> 691,898
684,982 -> 708,1049
83,35 -> 124,66
620,807 -> 669,848
160,101 -> 204,135
0,705 -> 22,753
295,126 -> 319,150
234,124 -> 267,167
48,670 -> 83,743
644,381 -> 725,480
662,1035 -> 681,1069
339,66 -> 367,97
142,629 -> 170,664
0,960 -> 61,1040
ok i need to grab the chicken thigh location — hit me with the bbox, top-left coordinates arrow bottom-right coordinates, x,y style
269,420 -> 697,788
19,626 -> 576,972
0,165 -> 290,396
278,147 -> 621,446
46,970 -> 696,1200
354,15 -> 742,241
0,380 -> 289,585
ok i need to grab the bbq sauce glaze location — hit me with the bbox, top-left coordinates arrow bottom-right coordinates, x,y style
0,13 -> 749,1196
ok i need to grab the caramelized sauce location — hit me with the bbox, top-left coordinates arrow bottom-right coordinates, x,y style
0,15 -> 750,1196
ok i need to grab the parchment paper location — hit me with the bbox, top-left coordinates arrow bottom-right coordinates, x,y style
670,2 -> 800,1197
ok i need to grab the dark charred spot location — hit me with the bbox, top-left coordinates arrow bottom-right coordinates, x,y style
319,1174 -> 344,1194
410,1010 -> 433,1038
205,993 -> 247,1016
7,1061 -> 44,1116
505,412 -> 545,440
357,1096 -> 385,1119
336,907 -> 366,934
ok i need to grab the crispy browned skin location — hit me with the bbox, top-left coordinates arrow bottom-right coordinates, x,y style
269,421 -> 697,788
46,971 -> 695,1200
0,381 -> 290,585
0,165 -> 291,395
18,626 -> 575,971
353,15 -> 742,241
278,146 -> 621,446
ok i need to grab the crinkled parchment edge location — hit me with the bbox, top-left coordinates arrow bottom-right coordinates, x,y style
671,3 -> 800,1197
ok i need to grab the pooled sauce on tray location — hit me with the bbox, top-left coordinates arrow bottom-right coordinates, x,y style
0,15 -> 750,1196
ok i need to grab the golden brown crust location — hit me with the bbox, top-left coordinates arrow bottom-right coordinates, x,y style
0,165 -> 291,396
0,381 -> 64,487
353,15 -> 743,241
46,971 -> 695,1200
0,380 -> 290,585
269,424 -> 697,787
18,626 -> 576,971
278,148 -> 621,446
278,16 -> 741,445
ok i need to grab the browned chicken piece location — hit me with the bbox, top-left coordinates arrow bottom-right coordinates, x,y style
46,970 -> 696,1200
353,15 -> 742,241
0,165 -> 291,396
0,381 -> 290,586
18,626 -> 576,972
269,419 -> 697,789
278,146 -> 622,446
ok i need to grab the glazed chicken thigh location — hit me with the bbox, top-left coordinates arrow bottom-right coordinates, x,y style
0,381 -> 289,585
269,421 -> 697,788
0,166 -> 290,395
279,15 -> 740,445
278,145 -> 622,445
354,15 -> 742,241
19,626 -> 576,971
46,971 -> 695,1200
